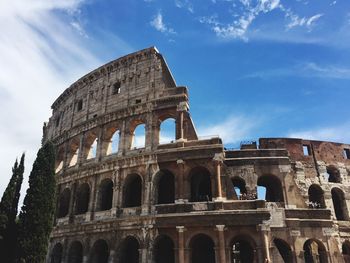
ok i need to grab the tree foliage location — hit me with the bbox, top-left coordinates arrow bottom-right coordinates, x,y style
17,142 -> 56,263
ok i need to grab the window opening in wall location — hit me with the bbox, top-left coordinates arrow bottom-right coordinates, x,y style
231,177 -> 247,200
68,241 -> 83,263
51,243 -> 63,263
156,170 -> 175,204
107,131 -> 119,155
75,183 -> 90,215
308,184 -> 325,209
191,234 -> 215,263
69,148 -> 79,167
303,145 -> 311,156
273,239 -> 293,263
55,161 -> 63,173
257,175 -> 284,202
160,118 -> 176,144
76,99 -> 83,111
123,174 -> 142,207
231,240 -> 254,263
327,166 -> 341,183
87,138 -> 98,159
303,239 -> 328,263
190,168 -> 212,202
257,186 -> 266,200
55,116 -> 60,127
131,124 -> 146,149
97,179 -> 113,211
344,149 -> 350,159
135,99 -> 141,104
120,237 -> 139,263
112,82 -> 121,95
57,189 -> 70,218
90,240 -> 109,263
154,235 -> 175,263
331,188 -> 349,221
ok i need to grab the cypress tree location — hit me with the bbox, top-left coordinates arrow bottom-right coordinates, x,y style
0,154 -> 25,262
17,142 -> 56,263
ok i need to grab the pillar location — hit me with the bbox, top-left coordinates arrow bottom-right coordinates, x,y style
96,126 -> 104,160
259,224 -> 271,263
213,153 -> 225,201
176,159 -> 186,202
176,226 -> 186,263
176,102 -> 189,141
216,225 -> 227,263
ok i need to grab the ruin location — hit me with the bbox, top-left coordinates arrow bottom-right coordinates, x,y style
44,47 -> 350,263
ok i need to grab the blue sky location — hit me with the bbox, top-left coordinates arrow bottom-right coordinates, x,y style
0,0 -> 350,196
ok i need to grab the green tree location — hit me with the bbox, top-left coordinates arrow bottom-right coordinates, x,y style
0,154 -> 25,262
17,142 -> 56,263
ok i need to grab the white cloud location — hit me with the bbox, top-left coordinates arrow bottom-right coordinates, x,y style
175,0 -> 194,13
285,10 -> 323,30
150,11 -> 176,34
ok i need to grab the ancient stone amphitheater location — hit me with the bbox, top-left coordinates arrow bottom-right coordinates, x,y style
44,47 -> 350,263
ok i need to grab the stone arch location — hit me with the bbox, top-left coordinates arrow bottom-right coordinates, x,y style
55,146 -> 65,173
67,241 -> 83,263
308,184 -> 326,208
50,243 -> 63,263
154,170 -> 175,204
342,240 -> 350,263
107,129 -> 120,155
189,233 -> 215,263
231,176 -> 247,199
153,235 -> 175,263
123,174 -> 142,207
83,131 -> 98,160
90,239 -> 109,263
303,239 -> 328,263
230,235 -> 256,263
331,187 -> 349,220
131,122 -> 146,149
327,165 -> 341,183
257,174 -> 284,202
68,138 -> 80,167
190,166 -> 212,202
96,179 -> 113,211
57,188 -> 71,218
159,117 -> 176,144
273,238 -> 293,263
118,236 -> 140,263
75,183 -> 90,214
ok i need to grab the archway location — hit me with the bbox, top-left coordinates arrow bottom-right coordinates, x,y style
156,170 -> 175,204
190,167 -> 212,202
75,183 -> 90,214
327,166 -> 341,183
97,179 -> 113,211
90,239 -> 109,263
107,130 -> 120,155
303,239 -> 328,263
123,174 -> 142,207
231,237 -> 254,263
58,188 -> 71,218
67,241 -> 83,263
257,175 -> 284,202
153,235 -> 175,263
131,123 -> 146,149
231,176 -> 247,199
273,238 -> 293,263
308,184 -> 326,208
190,234 -> 215,263
331,188 -> 349,220
119,236 -> 140,263
159,118 -> 176,144
50,243 -> 63,263
342,241 -> 350,263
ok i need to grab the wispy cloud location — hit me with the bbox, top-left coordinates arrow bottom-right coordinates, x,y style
285,9 -> 323,31
175,0 -> 194,13
150,11 -> 176,34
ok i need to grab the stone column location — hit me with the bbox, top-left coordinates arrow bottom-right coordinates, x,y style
96,126 -> 104,160
259,224 -> 271,263
176,102 -> 189,141
176,226 -> 186,263
78,132 -> 85,165
68,181 -> 77,223
176,159 -> 186,202
111,168 -> 120,217
213,153 -> 225,201
216,225 -> 227,263
89,176 -> 98,221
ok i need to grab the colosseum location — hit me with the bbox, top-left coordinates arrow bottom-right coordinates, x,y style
44,47 -> 350,263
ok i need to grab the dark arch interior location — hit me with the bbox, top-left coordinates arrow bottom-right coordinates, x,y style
191,234 -> 215,263
303,239 -> 328,263
120,237 -> 139,263
68,241 -> 83,263
332,188 -> 349,221
308,184 -> 326,208
51,243 -> 63,263
274,238 -> 293,263
231,176 -> 247,199
157,170 -> 175,204
190,167 -> 212,202
75,183 -> 90,214
154,235 -> 175,263
257,175 -> 284,202
97,179 -> 113,211
90,239 -> 109,263
343,241 -> 350,263
327,166 -> 341,183
58,189 -> 71,218
231,239 -> 254,263
124,174 -> 142,207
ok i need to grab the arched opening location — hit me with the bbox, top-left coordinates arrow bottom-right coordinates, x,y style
303,239 -> 328,263
55,147 -> 64,173
90,239 -> 109,263
327,165 -> 341,183
231,237 -> 254,263
131,123 -> 146,149
190,234 -> 215,263
190,167 -> 212,202
342,241 -> 350,263
58,188 -> 71,218
231,176 -> 247,199
257,175 -> 284,202
331,188 -> 349,220
97,179 -> 113,211
308,184 -> 326,208
68,241 -> 83,263
87,138 -> 98,160
153,235 -> 175,263
50,243 -> 63,263
68,141 -> 80,167
156,170 -> 175,204
75,183 -> 90,214
106,130 -> 120,155
273,238 -> 293,263
159,118 -> 176,144
123,174 -> 142,207
119,236 -> 140,263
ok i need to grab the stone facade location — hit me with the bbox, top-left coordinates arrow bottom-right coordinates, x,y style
44,47 -> 350,263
